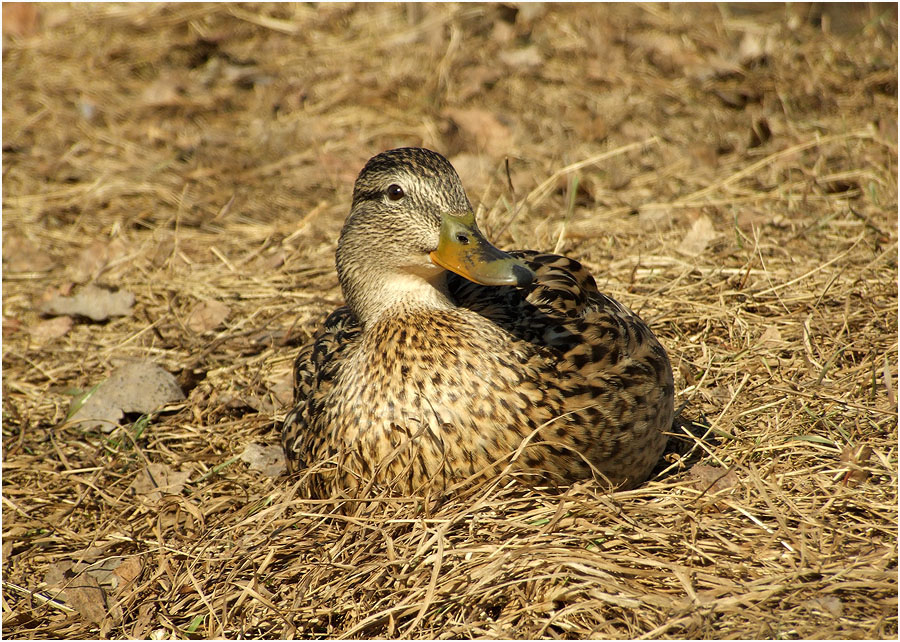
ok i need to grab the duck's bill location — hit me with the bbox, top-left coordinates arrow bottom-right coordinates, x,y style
430,214 -> 534,287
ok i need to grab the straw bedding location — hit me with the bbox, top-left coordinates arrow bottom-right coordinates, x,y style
2,3 -> 896,638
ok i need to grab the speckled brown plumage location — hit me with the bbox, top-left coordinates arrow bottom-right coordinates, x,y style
282,148 -> 674,497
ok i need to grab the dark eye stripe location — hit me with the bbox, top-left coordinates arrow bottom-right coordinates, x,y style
352,188 -> 383,203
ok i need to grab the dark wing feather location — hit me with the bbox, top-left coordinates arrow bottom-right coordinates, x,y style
282,306 -> 359,472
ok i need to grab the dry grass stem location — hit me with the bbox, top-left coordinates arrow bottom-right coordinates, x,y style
3,3 -> 896,639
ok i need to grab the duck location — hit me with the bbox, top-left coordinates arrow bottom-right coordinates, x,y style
282,147 -> 674,497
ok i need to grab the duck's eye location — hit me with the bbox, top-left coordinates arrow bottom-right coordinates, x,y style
386,184 -> 405,201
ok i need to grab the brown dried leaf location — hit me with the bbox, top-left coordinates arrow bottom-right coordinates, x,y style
43,561 -> 73,588
688,143 -> 719,169
633,32 -> 705,76
270,375 -> 294,408
840,445 -> 873,486
44,563 -> 121,626
2,234 -> 55,272
129,463 -> 192,502
802,596 -> 843,618
71,557 -> 126,590
42,284 -> 134,321
69,545 -> 112,563
712,89 -> 750,110
70,360 -> 185,432
757,326 -> 784,349
516,2 -> 547,25
240,443 -> 286,478
677,214 -> 719,256
29,316 -> 73,343
448,153 -> 494,195
131,603 -> 157,640
444,108 -> 514,158
687,464 -> 739,493
66,573 -> 118,625
68,238 -> 130,283
458,66 -> 503,103
113,556 -> 143,588
186,300 -> 230,334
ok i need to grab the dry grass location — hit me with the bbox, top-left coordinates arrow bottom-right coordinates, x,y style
2,3 -> 897,639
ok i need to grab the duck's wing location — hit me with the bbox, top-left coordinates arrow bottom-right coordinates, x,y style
514,250 -> 668,371
282,306 -> 360,472
451,250 -> 673,488
448,250 -> 631,328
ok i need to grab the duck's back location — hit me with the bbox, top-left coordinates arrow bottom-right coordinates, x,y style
283,251 -> 673,495
450,251 -> 674,484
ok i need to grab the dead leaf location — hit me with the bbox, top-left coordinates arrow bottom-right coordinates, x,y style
757,326 -> 784,349
66,573 -> 119,625
42,284 -> 134,321
802,596 -> 843,618
689,143 -> 719,169
69,360 -> 185,432
578,114 -> 609,143
448,153 -> 494,194
687,54 -> 742,82
687,463 -> 739,493
444,108 -> 514,157
677,215 -> 718,256
151,234 -> 176,268
491,19 -> 516,45
2,538 -> 14,565
261,249 -> 286,271
129,463 -> 192,502
113,557 -> 143,589
69,545 -> 112,563
840,445 -> 873,486
736,208 -> 771,230
43,562 -> 122,626
29,316 -> 73,343
2,234 -> 55,272
68,238 -> 129,283
632,32 -> 705,76
883,356 -> 896,407
132,603 -> 157,640
186,300 -> 230,334
43,561 -> 74,589
71,556 -> 127,591
270,376 -> 294,408
240,443 -> 286,477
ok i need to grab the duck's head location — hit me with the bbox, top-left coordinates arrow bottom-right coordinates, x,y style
335,147 -> 534,326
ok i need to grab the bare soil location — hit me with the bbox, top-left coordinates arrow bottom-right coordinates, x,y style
2,3 -> 897,639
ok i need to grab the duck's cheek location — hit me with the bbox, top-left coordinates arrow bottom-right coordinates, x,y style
404,257 -> 445,279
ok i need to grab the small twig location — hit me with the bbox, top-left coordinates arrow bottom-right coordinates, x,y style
494,157 -> 522,240
2,581 -> 76,614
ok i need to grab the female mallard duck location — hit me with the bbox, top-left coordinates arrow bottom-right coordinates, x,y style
283,147 -> 674,497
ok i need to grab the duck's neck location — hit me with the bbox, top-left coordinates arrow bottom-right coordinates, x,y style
341,268 -> 456,329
